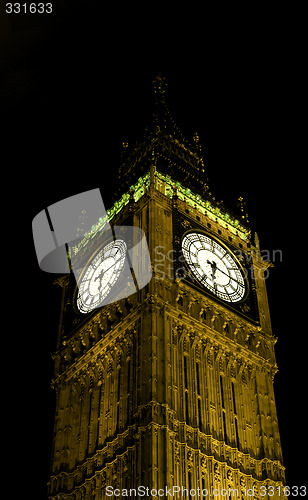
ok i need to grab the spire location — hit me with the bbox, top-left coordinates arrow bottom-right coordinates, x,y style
152,73 -> 168,105
151,73 -> 187,141
151,74 -> 208,193
115,76 -> 208,201
152,73 -> 170,134
237,196 -> 249,225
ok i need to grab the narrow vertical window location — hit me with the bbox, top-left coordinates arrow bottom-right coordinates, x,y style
202,478 -> 206,494
96,382 -> 102,448
185,391 -> 189,424
117,368 -> 121,401
231,381 -> 237,414
87,389 -> 93,452
222,411 -> 227,442
234,416 -> 239,448
220,375 -> 227,442
196,362 -> 200,395
184,356 -> 189,424
198,397 -> 202,431
127,360 -> 131,392
184,356 -> 188,389
116,369 -> 121,431
232,381 -> 239,448
188,470 -> 192,499
126,360 -> 131,426
196,361 -> 202,430
220,375 -> 225,409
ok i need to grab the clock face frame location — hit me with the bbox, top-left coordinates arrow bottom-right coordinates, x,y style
75,238 -> 127,314
181,231 -> 248,303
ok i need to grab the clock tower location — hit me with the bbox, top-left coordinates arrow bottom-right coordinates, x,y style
48,76 -> 285,498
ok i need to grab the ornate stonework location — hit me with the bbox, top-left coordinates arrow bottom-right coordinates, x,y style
48,82 -> 285,498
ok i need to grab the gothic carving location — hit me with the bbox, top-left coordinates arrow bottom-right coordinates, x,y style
49,94 -> 284,497
214,462 -> 221,483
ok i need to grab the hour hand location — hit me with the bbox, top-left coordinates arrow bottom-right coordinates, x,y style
207,260 -> 217,280
94,270 -> 104,290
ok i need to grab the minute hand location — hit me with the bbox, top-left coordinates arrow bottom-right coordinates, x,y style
215,265 -> 243,285
94,255 -> 125,282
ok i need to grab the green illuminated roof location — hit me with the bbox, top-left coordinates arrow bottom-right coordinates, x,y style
71,169 -> 250,257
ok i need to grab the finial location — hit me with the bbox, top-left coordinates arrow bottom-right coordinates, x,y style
237,196 -> 249,224
237,196 -> 245,212
120,140 -> 129,161
193,131 -> 200,144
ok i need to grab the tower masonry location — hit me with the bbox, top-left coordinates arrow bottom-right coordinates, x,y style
49,77 -> 285,499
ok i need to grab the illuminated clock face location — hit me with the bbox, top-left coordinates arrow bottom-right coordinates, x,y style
76,239 -> 127,314
181,232 -> 246,303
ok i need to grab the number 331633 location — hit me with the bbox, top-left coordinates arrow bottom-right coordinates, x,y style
6,3 -> 52,13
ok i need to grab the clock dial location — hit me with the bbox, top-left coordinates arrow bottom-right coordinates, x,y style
76,239 -> 127,314
181,232 -> 246,303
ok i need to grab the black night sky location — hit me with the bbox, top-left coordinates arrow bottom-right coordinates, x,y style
2,3 -> 305,497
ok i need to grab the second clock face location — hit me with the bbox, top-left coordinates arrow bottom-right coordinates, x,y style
76,239 -> 127,314
181,232 -> 246,303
